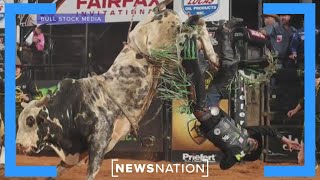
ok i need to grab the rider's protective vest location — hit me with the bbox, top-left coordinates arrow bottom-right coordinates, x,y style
206,112 -> 252,161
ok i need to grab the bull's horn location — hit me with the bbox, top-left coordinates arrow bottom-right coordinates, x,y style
35,95 -> 50,107
155,0 -> 173,12
162,0 -> 173,6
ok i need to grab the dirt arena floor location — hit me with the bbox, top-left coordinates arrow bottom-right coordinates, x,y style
0,153 -> 320,180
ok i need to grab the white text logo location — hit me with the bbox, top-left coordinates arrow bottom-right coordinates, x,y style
182,153 -> 216,163
111,159 -> 209,178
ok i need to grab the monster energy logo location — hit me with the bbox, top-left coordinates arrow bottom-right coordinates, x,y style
183,37 -> 197,61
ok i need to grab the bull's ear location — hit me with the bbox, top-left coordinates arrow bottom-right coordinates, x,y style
21,102 -> 28,108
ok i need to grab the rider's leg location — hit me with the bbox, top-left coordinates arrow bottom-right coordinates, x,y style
182,60 -> 208,115
181,35 -> 211,121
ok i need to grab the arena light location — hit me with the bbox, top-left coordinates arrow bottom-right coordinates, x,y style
4,3 -> 57,177
263,3 -> 316,177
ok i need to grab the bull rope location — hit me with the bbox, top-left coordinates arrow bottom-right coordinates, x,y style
126,3 -> 138,44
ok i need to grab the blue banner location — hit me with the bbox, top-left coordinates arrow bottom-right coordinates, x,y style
182,0 -> 219,17
37,14 -> 106,25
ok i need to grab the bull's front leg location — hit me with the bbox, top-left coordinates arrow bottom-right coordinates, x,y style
46,152 -> 88,180
87,119 -> 113,180
45,161 -> 70,180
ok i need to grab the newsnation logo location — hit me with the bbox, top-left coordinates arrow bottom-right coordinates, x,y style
182,153 -> 216,163
111,159 -> 209,178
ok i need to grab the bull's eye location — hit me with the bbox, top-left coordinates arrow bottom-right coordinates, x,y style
26,116 -> 35,127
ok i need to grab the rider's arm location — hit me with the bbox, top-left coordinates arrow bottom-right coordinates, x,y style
246,126 -> 283,140
246,126 -> 301,151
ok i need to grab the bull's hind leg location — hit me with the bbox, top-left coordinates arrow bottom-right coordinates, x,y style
87,119 -> 113,180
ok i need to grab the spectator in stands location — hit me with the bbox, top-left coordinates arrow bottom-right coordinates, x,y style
32,26 -> 45,51
16,56 -> 38,104
287,22 -> 320,68
260,14 -> 280,32
259,14 -> 296,68
24,25 -> 45,64
279,14 -> 297,67
287,76 -> 320,117
259,14 -> 280,51
287,74 -> 320,168
289,26 -> 304,67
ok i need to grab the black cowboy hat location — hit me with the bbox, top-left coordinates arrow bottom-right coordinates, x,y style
260,14 -> 280,22
16,56 -> 23,67
242,132 -> 263,161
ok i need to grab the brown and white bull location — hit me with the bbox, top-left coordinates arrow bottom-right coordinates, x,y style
15,0 -> 219,179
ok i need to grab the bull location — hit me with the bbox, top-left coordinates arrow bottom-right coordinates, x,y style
15,0 -> 219,179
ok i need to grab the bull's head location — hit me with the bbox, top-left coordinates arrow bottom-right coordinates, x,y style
16,95 -> 51,154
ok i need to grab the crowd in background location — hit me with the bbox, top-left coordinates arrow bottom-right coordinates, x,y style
258,14 -> 319,165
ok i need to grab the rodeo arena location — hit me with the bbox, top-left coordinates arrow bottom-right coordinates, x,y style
1,0 -> 320,179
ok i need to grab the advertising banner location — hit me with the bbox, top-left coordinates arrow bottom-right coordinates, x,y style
173,0 -> 230,22
171,99 -> 228,162
14,0 -> 166,26
57,0 -> 164,22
